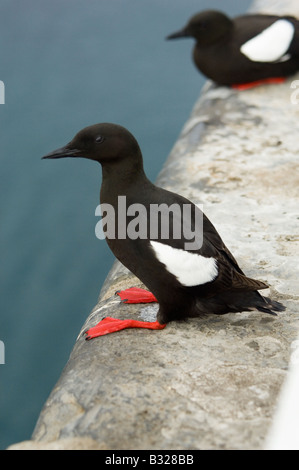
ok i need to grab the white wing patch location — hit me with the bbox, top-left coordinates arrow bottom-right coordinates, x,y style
240,19 -> 295,63
150,240 -> 218,287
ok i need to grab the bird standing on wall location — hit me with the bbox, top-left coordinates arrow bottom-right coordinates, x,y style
43,123 -> 285,339
167,10 -> 299,90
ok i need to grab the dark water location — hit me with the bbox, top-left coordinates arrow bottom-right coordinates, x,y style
0,0 -> 251,449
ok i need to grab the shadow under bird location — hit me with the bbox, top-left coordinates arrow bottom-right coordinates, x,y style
167,9 -> 299,90
42,123 -> 285,339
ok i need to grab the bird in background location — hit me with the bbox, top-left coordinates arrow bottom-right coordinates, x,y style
42,123 -> 285,339
167,10 -> 299,90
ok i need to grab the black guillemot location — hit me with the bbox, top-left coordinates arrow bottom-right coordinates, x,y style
42,123 -> 285,339
167,10 -> 299,90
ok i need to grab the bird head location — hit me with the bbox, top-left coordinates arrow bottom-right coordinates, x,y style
167,10 -> 233,45
42,123 -> 142,166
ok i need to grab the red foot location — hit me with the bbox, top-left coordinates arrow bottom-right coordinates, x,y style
85,317 -> 166,340
232,77 -> 286,91
116,287 -> 158,304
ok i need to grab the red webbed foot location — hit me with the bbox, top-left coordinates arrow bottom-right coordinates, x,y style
84,287 -> 164,339
116,287 -> 158,304
85,316 -> 166,340
232,77 -> 286,91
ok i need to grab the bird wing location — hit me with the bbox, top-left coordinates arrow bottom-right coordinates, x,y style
240,19 -> 295,62
234,15 -> 298,63
142,186 -> 265,291
287,16 -> 299,56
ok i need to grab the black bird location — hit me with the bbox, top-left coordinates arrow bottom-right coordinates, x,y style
43,123 -> 284,338
167,10 -> 299,89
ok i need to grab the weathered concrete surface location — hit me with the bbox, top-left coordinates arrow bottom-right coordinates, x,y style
265,344 -> 299,450
8,0 -> 299,450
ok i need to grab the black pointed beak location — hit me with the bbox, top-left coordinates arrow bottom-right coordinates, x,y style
42,146 -> 81,160
166,29 -> 190,40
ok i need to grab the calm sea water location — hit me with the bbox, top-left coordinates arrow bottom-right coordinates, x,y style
0,0 -> 251,449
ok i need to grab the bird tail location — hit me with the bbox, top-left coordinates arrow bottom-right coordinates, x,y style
194,290 -> 286,317
255,295 -> 286,316
229,272 -> 286,315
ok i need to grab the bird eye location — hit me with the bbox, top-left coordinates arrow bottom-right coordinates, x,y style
199,21 -> 208,29
95,135 -> 105,143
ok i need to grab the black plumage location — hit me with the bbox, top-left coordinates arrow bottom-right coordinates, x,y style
167,10 -> 299,86
43,123 -> 284,328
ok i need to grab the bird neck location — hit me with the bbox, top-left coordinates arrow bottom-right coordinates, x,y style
100,156 -> 149,204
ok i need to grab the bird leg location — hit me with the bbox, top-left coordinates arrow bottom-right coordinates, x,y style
116,287 -> 158,304
84,288 -> 164,339
85,316 -> 166,340
231,77 -> 286,91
